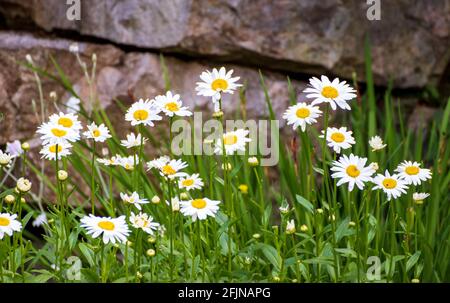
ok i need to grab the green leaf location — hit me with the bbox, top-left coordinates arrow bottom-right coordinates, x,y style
295,195 -> 314,213
406,251 -> 421,272
78,243 -> 95,267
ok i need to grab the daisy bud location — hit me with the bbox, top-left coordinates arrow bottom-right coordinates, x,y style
69,43 -> 79,53
348,221 -> 356,227
21,197 -> 26,204
300,224 -> 308,232
273,276 -> 280,282
146,249 -> 156,257
286,219 -> 296,234
316,208 -> 324,214
58,170 -> 68,181
49,91 -> 57,101
279,205 -> 289,214
238,184 -> 248,194
328,214 -> 336,221
48,218 -> 55,224
25,54 -> 33,64
411,278 -> 420,283
370,162 -> 379,171
252,233 -> 261,240
21,142 -> 30,151
212,111 -> 223,118
180,192 -> 189,200
136,271 -> 143,279
151,195 -> 160,204
413,192 -> 429,205
4,194 -> 15,204
221,163 -> 232,171
369,135 -> 387,151
113,243 -> 120,248
16,177 -> 32,193
126,241 -> 133,247
147,236 -> 156,244
248,157 -> 259,166
292,279 -> 298,283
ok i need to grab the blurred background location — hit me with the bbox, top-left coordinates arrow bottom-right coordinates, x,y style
0,0 -> 449,146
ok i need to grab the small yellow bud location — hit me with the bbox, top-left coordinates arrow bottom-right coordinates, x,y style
221,163 -> 232,171
21,142 -> 30,151
316,208 -> 324,214
126,241 -> 133,247
180,192 -> 189,200
300,224 -> 308,232
411,278 -> 420,283
147,236 -> 156,244
238,184 -> 248,194
146,249 -> 156,257
4,194 -> 15,204
248,157 -> 259,166
349,221 -> 356,227
21,197 -> 26,204
58,170 -> 68,181
273,276 -> 281,282
16,177 -> 32,193
151,195 -> 160,204
136,271 -> 143,279
252,233 -> 261,239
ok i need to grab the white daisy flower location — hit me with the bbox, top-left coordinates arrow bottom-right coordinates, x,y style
125,99 -> 162,127
147,155 -> 171,171
32,212 -> 48,227
0,213 -> 22,239
120,192 -> 149,210
120,133 -> 147,149
0,150 -> 15,168
97,155 -> 121,166
118,155 -> 139,171
80,215 -> 130,244
178,173 -> 204,191
49,112 -> 83,132
129,212 -> 160,235
330,154 -> 375,191
83,122 -> 112,142
372,170 -> 408,201
39,142 -> 72,161
320,127 -> 355,153
282,103 -> 322,132
65,96 -> 81,113
36,120 -> 80,145
195,67 -> 242,111
369,135 -> 387,151
154,91 -> 192,117
214,129 -> 251,155
413,192 -> 430,204
395,161 -> 432,186
179,197 -> 221,221
303,75 -> 356,110
156,159 -> 188,179
6,140 -> 23,157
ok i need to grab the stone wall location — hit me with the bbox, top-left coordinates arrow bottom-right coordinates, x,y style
0,0 -> 449,145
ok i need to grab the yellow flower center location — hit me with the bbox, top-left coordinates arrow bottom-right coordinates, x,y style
331,132 -> 345,143
133,109 -> 149,121
211,79 -> 228,91
346,165 -> 360,178
98,220 -> 115,231
165,102 -> 179,112
191,199 -> 207,209
162,165 -> 176,175
321,86 -> 339,99
58,117 -> 74,128
49,145 -> 63,153
125,164 -> 133,170
223,134 -> 238,145
0,217 -> 10,226
238,184 -> 248,194
382,178 -> 397,189
405,166 -> 419,175
93,129 -> 101,137
182,179 -> 194,187
296,108 -> 310,119
51,128 -> 67,137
